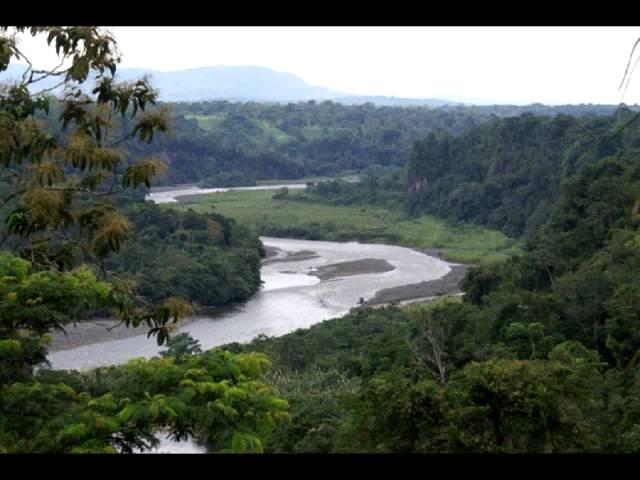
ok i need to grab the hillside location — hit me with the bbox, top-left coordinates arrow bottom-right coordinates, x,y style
0,64 -> 461,105
406,109 -> 640,237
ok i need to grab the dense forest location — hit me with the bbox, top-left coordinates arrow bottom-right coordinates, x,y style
227,150 -> 640,453
129,100 -> 634,186
407,109 -> 640,237
296,109 -> 640,240
105,202 -> 263,307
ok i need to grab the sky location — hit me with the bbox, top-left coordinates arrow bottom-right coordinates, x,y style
11,26 -> 640,105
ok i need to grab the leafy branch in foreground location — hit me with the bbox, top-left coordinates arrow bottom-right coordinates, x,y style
0,26 -> 185,344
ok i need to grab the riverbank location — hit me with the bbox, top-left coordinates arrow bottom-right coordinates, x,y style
171,188 -> 521,265
262,246 -> 319,265
48,319 -> 150,352
48,242 -> 468,355
265,243 -> 471,301
367,263 -> 469,305
310,258 -> 395,280
48,306 -> 232,353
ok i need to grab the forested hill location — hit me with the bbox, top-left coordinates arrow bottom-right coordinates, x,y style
407,108 -> 640,238
228,142 -> 640,453
128,100 -> 635,186
130,101 -> 485,185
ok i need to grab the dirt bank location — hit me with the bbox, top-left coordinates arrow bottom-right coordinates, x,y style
367,263 -> 470,305
48,320 -> 150,352
47,313 -> 208,353
309,258 -> 395,280
262,248 -> 320,265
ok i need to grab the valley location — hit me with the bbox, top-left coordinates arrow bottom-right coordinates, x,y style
2,26 -> 640,455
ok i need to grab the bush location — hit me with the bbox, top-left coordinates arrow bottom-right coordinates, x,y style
272,187 -> 290,200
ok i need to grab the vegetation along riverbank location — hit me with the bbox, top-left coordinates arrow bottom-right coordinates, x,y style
170,188 -> 521,265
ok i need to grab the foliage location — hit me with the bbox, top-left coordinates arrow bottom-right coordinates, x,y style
407,109 -> 640,238
224,138 -> 640,452
0,27 -> 286,455
2,27 -> 639,455
230,303 -> 609,453
173,188 -> 520,265
160,332 -> 202,361
0,26 -> 185,343
1,349 -> 288,453
105,201 -> 263,307
130,99 -> 633,187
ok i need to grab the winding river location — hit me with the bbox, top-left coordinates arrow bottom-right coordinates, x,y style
145,183 -> 308,204
47,236 -> 450,370
45,184 -> 452,453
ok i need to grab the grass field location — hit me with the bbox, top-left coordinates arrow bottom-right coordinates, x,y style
185,114 -> 292,144
256,120 -> 292,144
184,114 -> 224,131
169,188 -> 521,265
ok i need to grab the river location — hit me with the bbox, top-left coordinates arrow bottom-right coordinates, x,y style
45,183 -> 452,453
146,183 -> 308,203
47,236 -> 450,370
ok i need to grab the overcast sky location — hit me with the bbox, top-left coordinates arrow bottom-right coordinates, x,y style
13,26 -> 640,105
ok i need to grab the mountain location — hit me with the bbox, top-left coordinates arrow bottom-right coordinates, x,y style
0,64 -> 459,106
114,66 -> 345,102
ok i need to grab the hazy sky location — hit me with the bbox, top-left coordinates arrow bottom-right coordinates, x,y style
13,26 -> 640,105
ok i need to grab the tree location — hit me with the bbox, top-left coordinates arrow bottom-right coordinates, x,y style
444,343 -> 603,453
407,307 -> 453,385
0,27 -> 187,344
0,27 -> 289,454
504,322 -> 551,360
272,186 -> 289,199
0,252 -> 111,384
605,283 -> 640,368
1,350 -> 289,453
160,332 -> 202,361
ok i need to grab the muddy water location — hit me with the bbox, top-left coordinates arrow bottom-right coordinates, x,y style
47,237 -> 450,370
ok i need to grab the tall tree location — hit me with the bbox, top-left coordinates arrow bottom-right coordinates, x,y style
0,27 -> 289,454
0,27 -> 188,344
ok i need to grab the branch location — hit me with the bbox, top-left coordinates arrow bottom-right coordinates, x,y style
31,57 -> 69,79
619,37 -> 640,91
41,56 -> 67,76
48,230 -> 156,318
11,42 -> 33,84
27,66 -> 71,87
408,317 -> 449,385
11,37 -> 70,90
105,319 -> 126,332
1,181 -> 117,210
31,78 -> 67,97
106,132 -> 135,148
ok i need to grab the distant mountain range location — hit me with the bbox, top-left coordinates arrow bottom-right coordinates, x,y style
0,64 -> 461,107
